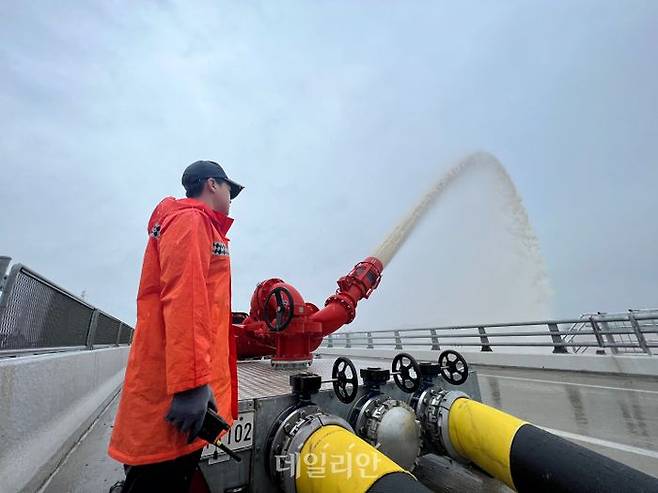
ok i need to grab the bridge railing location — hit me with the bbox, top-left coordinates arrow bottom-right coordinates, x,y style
0,257 -> 133,358
563,309 -> 658,355
322,311 -> 658,356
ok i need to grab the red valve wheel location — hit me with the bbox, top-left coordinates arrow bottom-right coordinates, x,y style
264,286 -> 295,332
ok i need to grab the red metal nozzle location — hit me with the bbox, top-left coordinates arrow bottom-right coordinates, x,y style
310,256 -> 383,336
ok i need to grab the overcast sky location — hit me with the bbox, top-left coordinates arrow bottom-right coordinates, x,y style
1,1 -> 656,329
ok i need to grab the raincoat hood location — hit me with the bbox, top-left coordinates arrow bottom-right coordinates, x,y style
148,196 -> 234,238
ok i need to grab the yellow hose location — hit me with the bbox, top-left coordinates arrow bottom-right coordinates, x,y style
448,398 -> 526,489
296,425 -> 414,493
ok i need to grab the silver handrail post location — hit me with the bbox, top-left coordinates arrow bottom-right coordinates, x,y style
394,330 -> 402,350
0,262 -> 19,323
0,256 -> 11,290
598,312 -> 618,355
86,310 -> 99,350
116,323 -> 124,346
367,331 -> 374,349
589,316 -> 606,354
628,310 -> 652,355
430,328 -> 440,351
548,323 -> 568,354
478,326 -> 492,352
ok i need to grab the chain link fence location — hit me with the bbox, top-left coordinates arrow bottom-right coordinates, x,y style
0,258 -> 133,357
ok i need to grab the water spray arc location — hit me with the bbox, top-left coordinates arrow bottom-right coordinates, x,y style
372,152 -> 547,273
233,152 -> 550,366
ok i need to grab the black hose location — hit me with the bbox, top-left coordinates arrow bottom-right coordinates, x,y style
366,472 -> 432,493
510,424 -> 658,493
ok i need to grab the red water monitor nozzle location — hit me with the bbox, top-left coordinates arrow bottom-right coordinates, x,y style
233,256 -> 383,368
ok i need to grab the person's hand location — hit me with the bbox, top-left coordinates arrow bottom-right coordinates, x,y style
165,384 -> 216,443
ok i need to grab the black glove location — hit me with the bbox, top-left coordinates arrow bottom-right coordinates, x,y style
165,384 -> 216,443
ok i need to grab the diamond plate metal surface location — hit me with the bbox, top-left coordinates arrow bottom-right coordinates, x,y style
237,356 -> 386,400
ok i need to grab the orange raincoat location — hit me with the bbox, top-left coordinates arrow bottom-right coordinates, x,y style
108,197 -> 238,465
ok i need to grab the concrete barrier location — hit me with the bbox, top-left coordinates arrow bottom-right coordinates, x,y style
314,348 -> 658,377
0,347 -> 129,493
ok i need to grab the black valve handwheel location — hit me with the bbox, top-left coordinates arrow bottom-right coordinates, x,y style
438,350 -> 469,385
264,286 -> 294,332
332,357 -> 359,404
391,352 -> 422,393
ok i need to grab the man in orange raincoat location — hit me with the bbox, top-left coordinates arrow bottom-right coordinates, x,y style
108,161 -> 244,492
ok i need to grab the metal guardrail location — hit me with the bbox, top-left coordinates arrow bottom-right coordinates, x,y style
0,257 -> 133,358
321,311 -> 658,356
563,309 -> 658,355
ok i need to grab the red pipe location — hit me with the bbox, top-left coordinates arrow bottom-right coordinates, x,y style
311,256 -> 383,336
234,256 -> 383,363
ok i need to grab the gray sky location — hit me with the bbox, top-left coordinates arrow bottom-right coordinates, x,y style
1,1 -> 657,328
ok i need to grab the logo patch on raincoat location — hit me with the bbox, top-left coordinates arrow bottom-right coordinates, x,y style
212,241 -> 229,257
150,223 -> 161,238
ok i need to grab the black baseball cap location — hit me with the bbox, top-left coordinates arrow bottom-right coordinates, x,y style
182,160 -> 245,199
